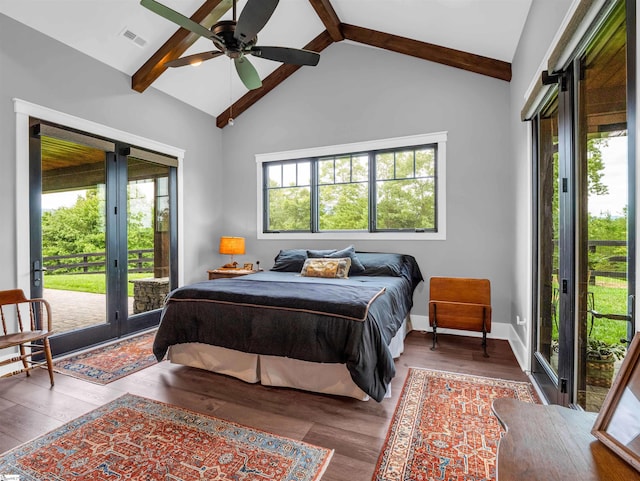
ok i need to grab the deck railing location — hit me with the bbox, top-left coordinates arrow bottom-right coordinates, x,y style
43,249 -> 153,274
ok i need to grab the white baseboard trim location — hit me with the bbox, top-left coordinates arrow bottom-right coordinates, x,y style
410,314 -> 530,372
507,324 -> 530,372
410,314 -> 511,340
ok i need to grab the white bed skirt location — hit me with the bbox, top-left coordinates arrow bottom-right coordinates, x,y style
167,317 -> 410,400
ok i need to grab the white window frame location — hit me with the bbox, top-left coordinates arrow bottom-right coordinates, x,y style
256,132 -> 447,240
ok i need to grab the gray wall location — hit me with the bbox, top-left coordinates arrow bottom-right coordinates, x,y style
220,42 -> 514,321
0,13 -> 222,290
509,0 -> 575,356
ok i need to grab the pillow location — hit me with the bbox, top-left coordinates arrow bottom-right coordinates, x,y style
355,252 -> 405,277
307,245 -> 365,274
271,249 -> 308,272
300,257 -> 351,279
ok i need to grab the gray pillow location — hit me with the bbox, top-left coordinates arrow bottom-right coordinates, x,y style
271,249 -> 308,272
355,252 -> 405,277
307,245 -> 365,274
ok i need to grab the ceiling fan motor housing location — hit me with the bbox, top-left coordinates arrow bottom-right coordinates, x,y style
212,21 -> 256,58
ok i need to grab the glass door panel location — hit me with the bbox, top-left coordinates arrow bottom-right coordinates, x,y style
126,157 -> 171,318
40,135 -> 108,335
576,1 -> 632,412
532,91 -> 563,403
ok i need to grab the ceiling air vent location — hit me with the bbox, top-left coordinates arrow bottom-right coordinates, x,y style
120,27 -> 147,48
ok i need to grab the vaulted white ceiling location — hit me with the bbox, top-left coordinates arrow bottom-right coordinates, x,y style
0,0 -> 532,118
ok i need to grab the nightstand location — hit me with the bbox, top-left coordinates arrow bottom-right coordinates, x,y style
207,268 -> 257,280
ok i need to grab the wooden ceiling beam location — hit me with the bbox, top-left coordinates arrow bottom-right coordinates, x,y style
342,23 -> 512,82
308,0 -> 343,42
216,30 -> 334,128
132,0 -> 232,93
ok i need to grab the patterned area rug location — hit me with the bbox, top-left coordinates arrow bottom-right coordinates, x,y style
0,393 -> 333,481
53,330 -> 157,384
372,368 -> 538,481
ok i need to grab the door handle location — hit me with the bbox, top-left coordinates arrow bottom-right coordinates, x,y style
32,260 -> 47,287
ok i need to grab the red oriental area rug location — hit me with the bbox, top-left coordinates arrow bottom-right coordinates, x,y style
0,394 -> 333,481
53,330 -> 157,384
372,368 -> 538,481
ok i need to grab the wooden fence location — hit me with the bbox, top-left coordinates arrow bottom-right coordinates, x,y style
588,240 -> 627,282
43,249 -> 153,274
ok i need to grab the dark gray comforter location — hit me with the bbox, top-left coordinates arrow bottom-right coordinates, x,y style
154,256 -> 422,401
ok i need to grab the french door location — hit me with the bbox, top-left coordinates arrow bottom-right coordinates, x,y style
532,0 -> 636,410
29,122 -> 178,356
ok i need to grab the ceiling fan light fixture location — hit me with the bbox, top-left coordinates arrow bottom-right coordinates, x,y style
190,60 -> 203,67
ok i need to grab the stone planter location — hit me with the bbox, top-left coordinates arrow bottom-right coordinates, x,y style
586,357 -> 615,388
130,277 -> 169,314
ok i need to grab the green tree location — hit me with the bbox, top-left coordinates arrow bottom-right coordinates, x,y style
42,187 -> 154,272
42,189 -> 106,257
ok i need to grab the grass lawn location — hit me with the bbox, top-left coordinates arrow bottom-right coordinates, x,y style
588,284 -> 629,345
43,272 -> 151,297
551,283 -> 629,345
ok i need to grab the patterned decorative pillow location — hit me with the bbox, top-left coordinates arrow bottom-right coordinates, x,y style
300,257 -> 352,278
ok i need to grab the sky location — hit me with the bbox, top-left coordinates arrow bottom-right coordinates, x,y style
589,136 -> 628,218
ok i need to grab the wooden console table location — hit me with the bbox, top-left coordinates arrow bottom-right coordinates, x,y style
492,398 -> 639,480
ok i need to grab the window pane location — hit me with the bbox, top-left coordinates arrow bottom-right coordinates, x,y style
335,156 -> 351,183
318,159 -> 334,184
395,150 -> 414,178
376,153 -> 394,180
282,163 -> 297,187
319,183 -> 368,230
268,164 -> 281,187
352,155 -> 368,182
267,186 -> 310,231
416,148 -> 435,176
298,162 -> 310,185
376,178 -> 435,229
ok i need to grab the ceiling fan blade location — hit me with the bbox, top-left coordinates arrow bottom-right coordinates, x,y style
234,57 -> 262,90
164,51 -> 224,68
234,0 -> 279,45
140,0 -> 219,41
251,46 -> 320,66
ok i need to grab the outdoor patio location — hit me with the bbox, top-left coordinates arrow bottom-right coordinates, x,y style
43,289 -> 134,333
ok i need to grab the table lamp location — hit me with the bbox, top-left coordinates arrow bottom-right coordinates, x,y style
219,236 -> 245,268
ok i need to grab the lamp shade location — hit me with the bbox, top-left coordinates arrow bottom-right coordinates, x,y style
219,236 -> 245,255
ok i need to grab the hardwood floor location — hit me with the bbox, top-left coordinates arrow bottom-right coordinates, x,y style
0,331 -> 530,480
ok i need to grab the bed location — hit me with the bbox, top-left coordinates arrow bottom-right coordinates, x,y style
153,249 -> 423,401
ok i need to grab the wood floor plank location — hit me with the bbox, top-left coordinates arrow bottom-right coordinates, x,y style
303,422 -> 383,464
0,377 -> 98,423
0,331 -> 529,480
0,432 -> 22,454
212,401 -> 314,440
322,452 -> 376,481
0,404 -> 63,444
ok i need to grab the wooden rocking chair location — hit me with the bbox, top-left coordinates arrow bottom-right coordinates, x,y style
429,277 -> 492,357
0,289 -> 55,385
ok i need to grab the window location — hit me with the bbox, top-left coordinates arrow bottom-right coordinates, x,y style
257,132 -> 447,240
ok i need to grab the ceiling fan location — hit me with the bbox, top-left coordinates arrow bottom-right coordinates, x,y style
140,0 -> 321,91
